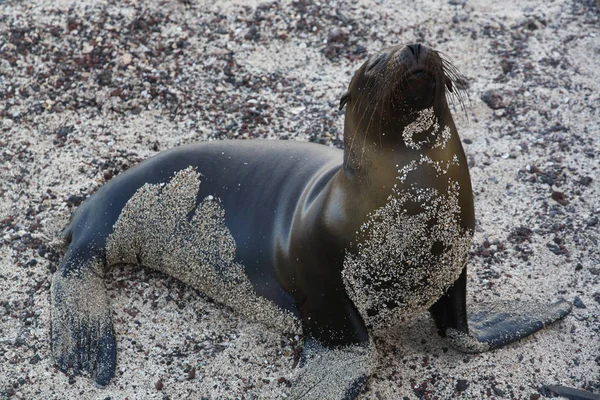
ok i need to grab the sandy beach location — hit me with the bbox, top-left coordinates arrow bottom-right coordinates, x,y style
1,0 -> 599,398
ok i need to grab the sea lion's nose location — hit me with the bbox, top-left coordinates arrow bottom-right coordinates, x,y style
407,43 -> 423,60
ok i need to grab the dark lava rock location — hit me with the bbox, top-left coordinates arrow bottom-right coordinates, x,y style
66,194 -> 85,206
327,28 -> 347,43
29,354 -> 41,364
456,379 -> 469,392
481,89 -> 505,109
573,296 -> 586,309
546,242 -> 565,255
578,176 -> 593,186
97,70 -> 112,86
187,367 -> 196,380
245,25 -> 260,41
500,58 -> 515,74
508,226 -> 533,243
56,125 -> 74,138
586,217 -> 598,227
551,191 -> 569,206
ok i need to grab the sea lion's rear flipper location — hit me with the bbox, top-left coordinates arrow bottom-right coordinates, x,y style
290,338 -> 371,400
542,385 -> 600,400
51,255 -> 116,387
448,299 -> 572,353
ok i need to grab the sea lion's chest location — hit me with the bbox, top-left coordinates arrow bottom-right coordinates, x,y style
341,151 -> 473,334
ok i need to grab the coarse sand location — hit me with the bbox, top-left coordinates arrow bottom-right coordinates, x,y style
1,0 -> 599,399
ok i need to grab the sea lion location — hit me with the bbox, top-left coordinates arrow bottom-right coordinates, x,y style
51,43 -> 571,398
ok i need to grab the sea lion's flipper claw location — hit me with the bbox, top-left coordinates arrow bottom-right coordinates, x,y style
449,299 -> 572,353
92,325 -> 117,387
51,258 -> 115,386
290,338 -> 371,400
542,385 -> 600,400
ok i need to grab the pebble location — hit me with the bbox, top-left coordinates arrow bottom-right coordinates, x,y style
551,191 -> 569,206
481,89 -> 505,109
573,296 -> 586,309
122,53 -> 133,66
586,217 -> 598,227
456,379 -> 469,392
2,118 -> 14,129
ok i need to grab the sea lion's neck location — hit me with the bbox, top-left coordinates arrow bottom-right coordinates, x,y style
334,110 -> 462,226
342,113 -> 459,181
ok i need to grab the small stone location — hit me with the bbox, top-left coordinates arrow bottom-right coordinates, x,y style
245,25 -> 260,41
493,386 -> 505,396
121,53 -> 132,66
2,118 -> 14,129
29,354 -> 41,364
551,191 -> 569,206
481,89 -> 505,109
97,70 -> 112,86
586,217 -> 598,227
327,28 -> 347,43
546,242 -> 564,255
66,195 -> 84,206
573,296 -> 586,309
187,367 -> 196,380
456,379 -> 469,392
155,379 -> 163,391
579,176 -> 593,186
500,59 -> 515,74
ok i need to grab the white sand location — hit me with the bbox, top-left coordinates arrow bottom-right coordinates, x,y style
0,0 -> 598,398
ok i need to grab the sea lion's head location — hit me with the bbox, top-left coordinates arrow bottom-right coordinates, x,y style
340,44 -> 466,155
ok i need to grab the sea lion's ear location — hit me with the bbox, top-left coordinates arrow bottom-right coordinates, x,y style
445,76 -> 454,93
339,91 -> 350,110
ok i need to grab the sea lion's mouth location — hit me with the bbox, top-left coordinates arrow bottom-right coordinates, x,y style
394,67 -> 438,110
403,67 -> 435,83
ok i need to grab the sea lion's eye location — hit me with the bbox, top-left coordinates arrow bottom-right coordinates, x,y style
366,53 -> 388,72
445,76 -> 454,93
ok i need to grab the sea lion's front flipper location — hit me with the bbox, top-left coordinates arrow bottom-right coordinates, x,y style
429,268 -> 572,353
290,338 -> 371,400
51,255 -> 116,387
542,385 -> 600,400
448,299 -> 572,353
